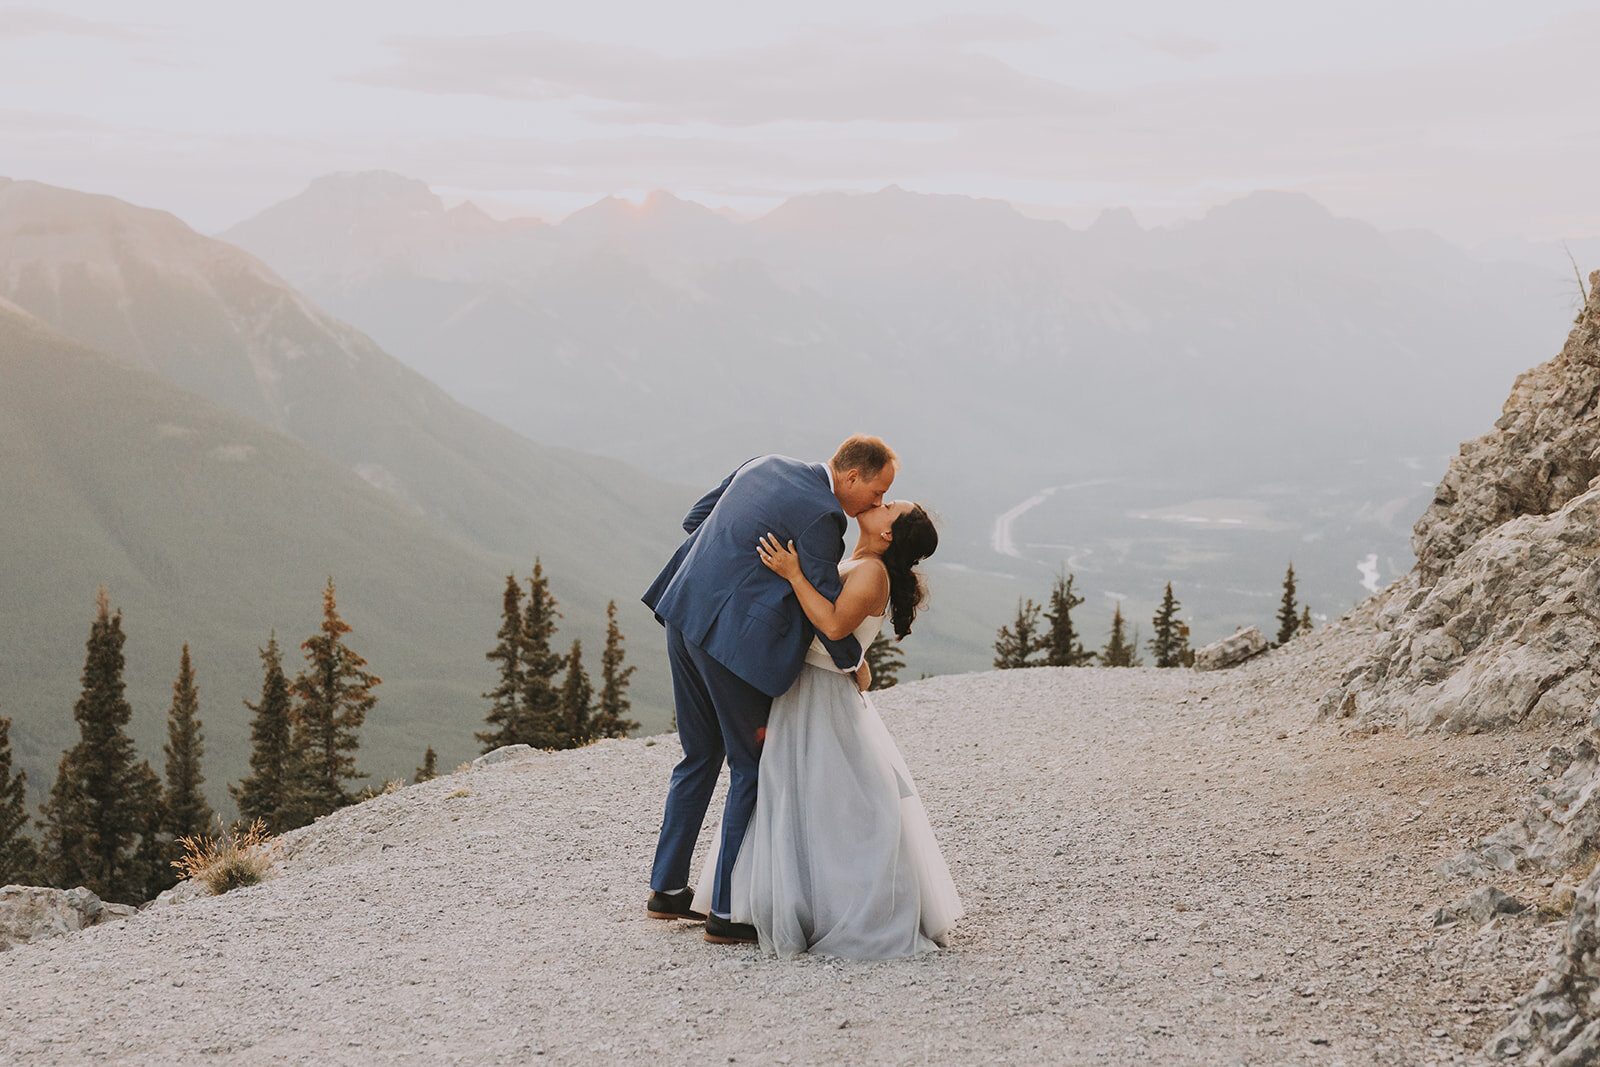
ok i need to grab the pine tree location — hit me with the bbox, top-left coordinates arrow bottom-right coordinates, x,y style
865,633 -> 906,690
0,713 -> 41,885
278,714 -> 315,832
162,644 -> 214,841
559,639 -> 595,748
519,560 -> 567,750
994,599 -> 1046,669
592,601 -> 639,739
477,573 -> 525,753
1147,583 -> 1191,668
129,759 -> 169,900
39,588 -> 158,903
414,747 -> 438,784
1276,563 -> 1300,645
231,635 -> 297,833
1102,603 -> 1135,667
290,579 -> 381,819
1300,604 -> 1314,635
1043,570 -> 1093,666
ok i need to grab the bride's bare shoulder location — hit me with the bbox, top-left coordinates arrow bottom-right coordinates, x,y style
842,557 -> 890,590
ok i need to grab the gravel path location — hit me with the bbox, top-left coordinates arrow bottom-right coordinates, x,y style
0,623 -> 1567,1065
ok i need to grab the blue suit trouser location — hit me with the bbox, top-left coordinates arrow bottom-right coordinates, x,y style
650,624 -> 772,918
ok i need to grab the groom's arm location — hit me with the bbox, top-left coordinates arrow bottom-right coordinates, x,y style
681,458 -> 756,535
795,514 -> 865,671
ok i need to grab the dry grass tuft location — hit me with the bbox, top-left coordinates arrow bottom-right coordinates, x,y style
172,817 -> 276,895
382,778 -> 405,795
447,788 -> 473,799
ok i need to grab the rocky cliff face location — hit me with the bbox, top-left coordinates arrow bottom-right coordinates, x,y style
1322,275 -> 1600,736
1412,284 -> 1600,580
1313,274 -> 1600,1064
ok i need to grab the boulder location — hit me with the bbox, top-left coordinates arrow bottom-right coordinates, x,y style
472,744 -> 535,769
1193,627 -> 1268,672
0,885 -> 133,951
144,877 -> 210,910
1432,886 -> 1525,927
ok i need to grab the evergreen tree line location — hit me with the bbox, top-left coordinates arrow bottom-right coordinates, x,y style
993,563 -> 1315,672
0,563 -> 638,903
477,560 -> 638,753
0,581 -> 378,901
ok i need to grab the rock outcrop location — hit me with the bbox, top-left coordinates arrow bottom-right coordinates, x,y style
1322,276 -> 1600,734
1413,279 -> 1600,581
1318,490 -> 1600,732
1193,627 -> 1268,671
0,885 -> 136,951
1303,276 -> 1600,1064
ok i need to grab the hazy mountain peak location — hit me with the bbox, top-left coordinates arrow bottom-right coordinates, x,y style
222,171 -> 447,242
1088,206 -> 1142,234
560,189 -> 733,233
0,179 -> 276,305
218,172 -> 517,284
1154,188 -> 1399,265
0,179 -> 380,419
1196,190 -> 1337,230
754,184 -> 1042,254
298,170 -> 443,215
443,199 -> 503,234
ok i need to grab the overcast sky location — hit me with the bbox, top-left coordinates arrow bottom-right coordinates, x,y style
3,0 -> 1597,243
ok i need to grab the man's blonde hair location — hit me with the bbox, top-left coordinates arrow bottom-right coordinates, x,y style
830,435 -> 899,480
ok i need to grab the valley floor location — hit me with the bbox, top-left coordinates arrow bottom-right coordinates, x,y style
0,623 -> 1565,1065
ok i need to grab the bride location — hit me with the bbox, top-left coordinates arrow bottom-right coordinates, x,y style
692,500 -> 963,958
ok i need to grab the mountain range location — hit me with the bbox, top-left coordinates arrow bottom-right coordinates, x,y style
0,178 -> 688,814
222,173 -> 1575,654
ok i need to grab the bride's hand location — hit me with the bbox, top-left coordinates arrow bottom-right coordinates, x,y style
757,533 -> 803,581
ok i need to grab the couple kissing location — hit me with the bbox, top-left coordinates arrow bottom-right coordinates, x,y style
642,435 -> 962,959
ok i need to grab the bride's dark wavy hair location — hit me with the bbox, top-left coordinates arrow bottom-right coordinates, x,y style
882,505 -> 938,639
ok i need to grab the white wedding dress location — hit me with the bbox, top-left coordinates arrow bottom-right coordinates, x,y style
692,561 -> 963,959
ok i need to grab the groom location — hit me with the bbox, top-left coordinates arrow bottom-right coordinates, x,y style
643,435 -> 899,944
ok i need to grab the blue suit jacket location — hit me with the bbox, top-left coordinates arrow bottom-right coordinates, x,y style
643,455 -> 863,698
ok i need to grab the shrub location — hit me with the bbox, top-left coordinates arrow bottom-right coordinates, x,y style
172,817 -> 275,895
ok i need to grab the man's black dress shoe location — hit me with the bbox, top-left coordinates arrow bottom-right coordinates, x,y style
703,914 -> 758,945
647,890 -> 706,921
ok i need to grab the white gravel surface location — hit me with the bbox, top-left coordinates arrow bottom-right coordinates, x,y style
0,622 -> 1569,1064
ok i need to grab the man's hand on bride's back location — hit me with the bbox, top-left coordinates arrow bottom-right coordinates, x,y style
756,533 -> 803,582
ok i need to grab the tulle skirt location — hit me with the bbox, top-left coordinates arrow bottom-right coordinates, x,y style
693,664 -> 963,959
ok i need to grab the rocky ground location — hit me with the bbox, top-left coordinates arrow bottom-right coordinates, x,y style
0,620 -> 1575,1065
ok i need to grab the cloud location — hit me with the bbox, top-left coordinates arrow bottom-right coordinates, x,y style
912,15 -> 1058,46
0,108 -> 113,133
1129,32 -> 1221,60
11,10 -> 1600,243
0,7 -> 144,41
354,30 -> 1097,126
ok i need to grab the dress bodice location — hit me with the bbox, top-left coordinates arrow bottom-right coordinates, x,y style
803,559 -> 886,671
